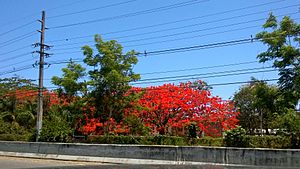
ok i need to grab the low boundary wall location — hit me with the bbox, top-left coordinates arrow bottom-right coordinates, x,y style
0,141 -> 299,166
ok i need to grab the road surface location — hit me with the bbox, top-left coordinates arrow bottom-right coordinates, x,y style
0,156 -> 105,169
0,156 -> 297,169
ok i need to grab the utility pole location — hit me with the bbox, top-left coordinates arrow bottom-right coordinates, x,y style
35,11 -> 48,142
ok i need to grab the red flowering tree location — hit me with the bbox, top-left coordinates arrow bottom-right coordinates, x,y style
127,81 -> 239,137
79,81 -> 239,137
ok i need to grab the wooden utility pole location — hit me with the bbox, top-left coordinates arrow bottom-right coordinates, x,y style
36,11 -> 46,142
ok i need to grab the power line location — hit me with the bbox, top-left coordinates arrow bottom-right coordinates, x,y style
141,38 -> 255,55
0,32 -> 37,49
50,0 -> 209,29
0,36 -> 279,74
108,5 -> 298,40
0,65 -> 34,76
46,0 -> 286,42
51,13 -> 299,51
131,79 -> 279,91
208,78 -> 278,87
141,60 -> 258,75
51,25 -> 260,52
120,14 -> 297,44
42,59 -> 258,76
131,69 -> 278,85
48,0 -> 138,19
0,20 -> 36,37
0,31 -> 36,45
0,45 -> 31,57
46,0 -> 87,12
50,10 -> 287,48
0,58 -> 36,70
39,66 -> 275,83
50,36 -> 257,56
138,66 -> 274,82
0,52 -> 32,63
0,0 -> 85,28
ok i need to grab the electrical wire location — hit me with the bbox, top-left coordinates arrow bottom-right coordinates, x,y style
51,14 -> 299,51
140,60 -> 258,75
0,31 -> 36,45
50,37 -> 257,56
140,38 -> 255,55
0,52 -> 33,63
131,69 -> 277,85
46,0 -> 87,12
138,66 -> 274,82
0,20 -> 36,37
0,32 -> 37,49
0,58 -> 36,70
0,0 -> 85,28
0,45 -> 31,57
46,0 -> 287,42
0,65 -> 34,76
48,0 -> 138,19
50,0 -> 209,29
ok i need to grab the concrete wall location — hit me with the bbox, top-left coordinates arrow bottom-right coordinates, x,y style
0,141 -> 299,166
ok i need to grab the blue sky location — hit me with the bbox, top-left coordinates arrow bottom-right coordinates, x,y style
0,0 -> 299,99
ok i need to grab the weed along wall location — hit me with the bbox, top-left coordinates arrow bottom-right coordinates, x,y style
0,141 -> 299,166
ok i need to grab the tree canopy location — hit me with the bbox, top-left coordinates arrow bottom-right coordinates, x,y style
256,13 -> 300,107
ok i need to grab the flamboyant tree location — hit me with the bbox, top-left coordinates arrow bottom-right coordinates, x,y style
126,81 -> 239,137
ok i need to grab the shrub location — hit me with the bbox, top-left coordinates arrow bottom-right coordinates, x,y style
0,134 -> 30,141
224,126 -> 249,147
247,135 -> 291,149
194,137 -> 223,147
39,111 -> 72,142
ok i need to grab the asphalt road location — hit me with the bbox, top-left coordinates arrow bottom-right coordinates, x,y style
0,156 -> 106,169
0,156 -> 298,169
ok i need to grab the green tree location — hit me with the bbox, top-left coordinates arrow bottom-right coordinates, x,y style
233,78 -> 280,135
256,13 -> 300,107
82,35 -> 140,130
51,61 -> 88,135
51,60 -> 86,99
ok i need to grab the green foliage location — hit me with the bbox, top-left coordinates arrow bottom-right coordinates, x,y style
0,76 -> 37,93
191,137 -> 223,147
82,35 -> 140,124
0,134 -> 30,141
124,115 -> 151,136
256,13 -> 300,106
247,135 -> 292,149
87,135 -> 187,145
51,60 -> 86,98
233,79 -> 280,134
86,135 -> 224,146
274,108 -> 300,133
39,109 -> 73,142
0,119 -> 33,141
224,126 -> 249,147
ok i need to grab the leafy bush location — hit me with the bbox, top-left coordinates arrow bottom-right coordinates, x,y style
39,110 -> 72,142
193,137 -> 223,147
87,135 -> 223,146
224,126 -> 249,147
0,134 -> 30,141
248,135 -> 291,149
